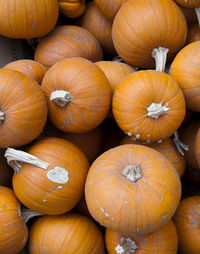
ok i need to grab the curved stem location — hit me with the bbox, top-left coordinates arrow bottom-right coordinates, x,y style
173,131 -> 189,156
50,90 -> 73,107
0,110 -> 5,124
147,102 -> 169,119
115,237 -> 138,254
4,148 -> 49,173
22,208 -> 43,223
152,47 -> 169,72
195,7 -> 200,27
122,165 -> 142,182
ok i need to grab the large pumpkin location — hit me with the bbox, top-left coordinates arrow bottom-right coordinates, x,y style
112,70 -> 186,142
0,69 -> 47,148
112,0 -> 187,70
28,213 -> 105,254
41,57 -> 111,133
85,144 -> 181,235
174,196 -> 200,254
106,220 -> 178,254
34,26 -> 102,68
0,0 -> 59,39
5,137 -> 89,215
59,0 -> 86,18
170,41 -> 200,112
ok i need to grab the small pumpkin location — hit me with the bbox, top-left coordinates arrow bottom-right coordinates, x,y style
112,70 -> 186,142
85,144 -> 181,235
5,137 -> 89,215
59,0 -> 86,18
28,213 -> 105,254
187,23 -> 200,44
0,69 -> 48,148
174,196 -> 200,254
3,60 -> 47,84
80,2 -> 115,55
106,220 -> 178,254
112,0 -> 187,70
34,25 -> 103,68
170,41 -> 200,112
0,149 -> 13,187
0,0 -> 59,39
41,57 -> 111,133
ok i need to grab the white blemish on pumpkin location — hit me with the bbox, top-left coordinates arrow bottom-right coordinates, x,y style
96,200 -> 114,220
143,179 -> 147,183
135,134 -> 140,139
47,167 -> 69,184
162,214 -> 167,222
147,134 -> 151,138
147,102 -> 169,119
160,196 -> 163,201
28,65 -> 33,70
157,140 -> 162,143
128,132 -> 132,137
115,237 -> 138,254
43,199 -> 47,202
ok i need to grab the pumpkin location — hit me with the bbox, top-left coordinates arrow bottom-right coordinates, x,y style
34,25 -> 103,68
80,2 -> 115,55
170,42 -> 200,111
120,137 -> 186,178
174,196 -> 200,254
3,60 -> 47,84
94,0 -> 127,21
5,137 -> 89,215
85,144 -> 181,235
0,69 -> 48,148
0,149 -> 13,187
0,0 -> 59,39
41,57 -> 111,133
59,0 -> 86,18
28,213 -> 105,254
187,23 -> 200,44
112,0 -> 187,70
112,70 -> 186,142
105,220 -> 178,254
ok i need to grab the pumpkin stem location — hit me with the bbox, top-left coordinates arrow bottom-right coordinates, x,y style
4,148 -> 49,173
50,90 -> 73,107
147,102 -> 169,119
151,46 -> 169,72
0,110 -> 5,124
173,131 -> 189,156
115,237 -> 138,254
22,208 -> 43,223
195,7 -> 200,27
122,165 -> 142,182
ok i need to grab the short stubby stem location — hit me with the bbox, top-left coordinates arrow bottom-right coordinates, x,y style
195,7 -> 200,27
22,208 -> 43,223
122,164 -> 142,182
0,110 -> 5,124
152,46 -> 169,72
147,102 -> 169,119
50,90 -> 73,107
115,237 -> 138,254
173,131 -> 189,156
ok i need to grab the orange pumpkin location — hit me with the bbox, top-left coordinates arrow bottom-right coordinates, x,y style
170,42 -> 200,111
112,70 -> 186,142
80,2 -> 115,55
34,25 -> 103,68
0,149 -> 13,187
0,0 -> 59,39
112,0 -> 187,70
0,69 -> 48,148
85,144 -> 181,235
3,60 -> 47,84
59,0 -> 86,18
0,186 -> 28,254
28,213 -> 105,254
187,23 -> 200,44
120,137 -> 185,178
106,220 -> 178,254
174,196 -> 200,254
41,57 -> 111,133
5,137 -> 89,215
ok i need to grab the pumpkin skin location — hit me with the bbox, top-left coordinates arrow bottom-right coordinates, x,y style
3,60 -> 47,84
12,137 -> 89,215
175,0 -> 200,8
105,220 -> 178,254
59,0 -> 86,18
80,2 -> 115,55
0,0 -> 59,39
41,57 -> 111,133
28,213 -> 105,254
0,69 -> 48,148
34,25 -> 103,68
0,186 -> 28,254
112,70 -> 186,142
174,196 -> 200,254
170,42 -> 200,112
187,23 -> 200,44
85,144 -> 181,235
0,149 -> 13,187
112,0 -> 187,68
120,137 -> 186,178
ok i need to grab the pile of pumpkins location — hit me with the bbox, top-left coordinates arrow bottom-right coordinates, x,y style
0,0 -> 200,253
